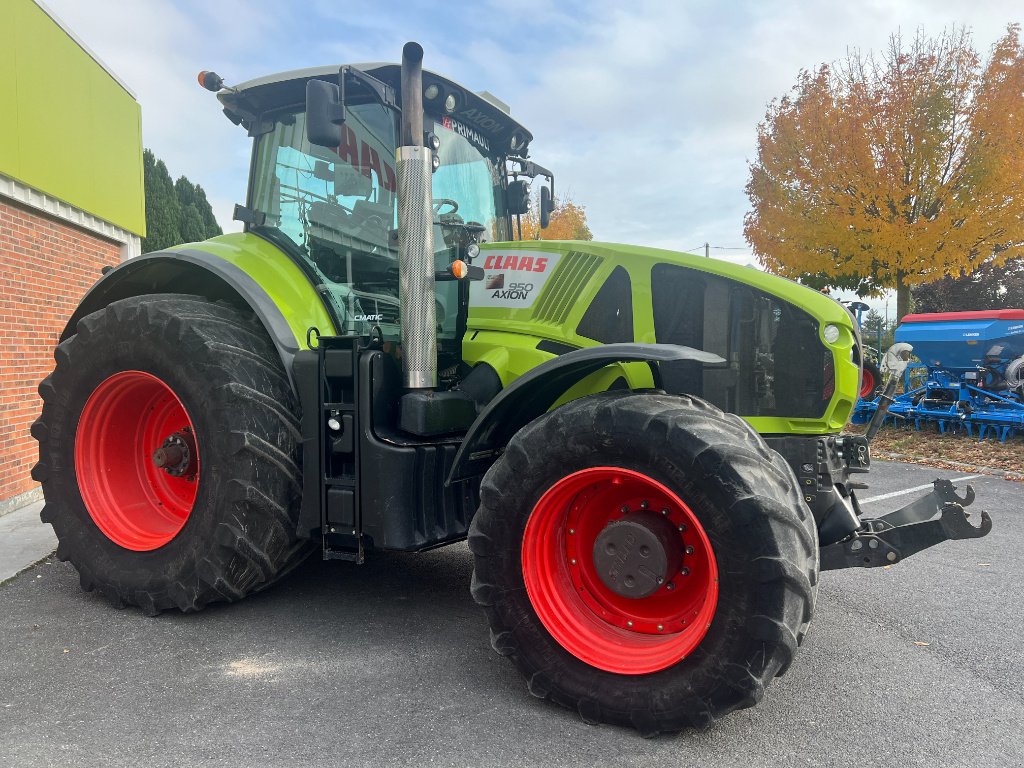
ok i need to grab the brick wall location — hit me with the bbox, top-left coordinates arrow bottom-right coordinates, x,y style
0,199 -> 121,503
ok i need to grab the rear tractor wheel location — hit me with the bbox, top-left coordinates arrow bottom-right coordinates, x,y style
32,294 -> 309,614
469,391 -> 818,734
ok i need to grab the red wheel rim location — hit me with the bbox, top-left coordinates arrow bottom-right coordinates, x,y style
75,371 -> 200,551
860,368 -> 876,399
522,467 -> 718,675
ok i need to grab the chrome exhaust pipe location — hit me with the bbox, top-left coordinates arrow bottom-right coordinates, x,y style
396,42 -> 436,389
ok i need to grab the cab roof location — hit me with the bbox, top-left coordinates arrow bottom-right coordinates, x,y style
217,63 -> 532,157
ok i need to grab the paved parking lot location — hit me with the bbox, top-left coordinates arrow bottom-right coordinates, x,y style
1,460 -> 1021,767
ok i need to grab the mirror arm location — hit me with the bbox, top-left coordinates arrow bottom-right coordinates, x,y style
506,157 -> 553,180
340,66 -> 398,110
506,156 -> 555,202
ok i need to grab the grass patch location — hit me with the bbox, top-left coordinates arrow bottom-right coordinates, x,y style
846,422 -> 1023,477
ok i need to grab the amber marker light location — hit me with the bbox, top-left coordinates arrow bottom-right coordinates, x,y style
450,260 -> 469,279
197,71 -> 225,92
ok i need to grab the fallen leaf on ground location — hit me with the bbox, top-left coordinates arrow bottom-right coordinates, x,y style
845,424 -> 1022,477
913,641 -> 930,647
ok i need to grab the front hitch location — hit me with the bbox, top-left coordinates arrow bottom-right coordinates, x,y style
820,480 -> 992,571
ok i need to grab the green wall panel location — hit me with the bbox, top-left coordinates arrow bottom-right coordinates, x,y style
1,0 -> 145,235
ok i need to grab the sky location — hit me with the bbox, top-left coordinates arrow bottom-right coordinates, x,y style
42,0 -> 1019,321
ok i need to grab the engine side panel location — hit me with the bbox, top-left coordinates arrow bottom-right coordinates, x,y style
464,241 -> 859,434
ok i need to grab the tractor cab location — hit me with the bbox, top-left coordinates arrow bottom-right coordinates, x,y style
217,62 -> 552,371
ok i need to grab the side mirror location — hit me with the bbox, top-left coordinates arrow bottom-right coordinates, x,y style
306,79 -> 344,148
540,185 -> 554,229
507,180 -> 530,215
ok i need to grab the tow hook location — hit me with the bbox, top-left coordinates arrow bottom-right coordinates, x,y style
821,480 -> 992,570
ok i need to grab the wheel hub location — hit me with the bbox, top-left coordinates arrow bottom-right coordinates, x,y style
152,429 -> 196,478
592,512 -> 683,598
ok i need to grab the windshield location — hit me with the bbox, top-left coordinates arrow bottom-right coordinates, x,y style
430,116 -> 508,339
249,102 -> 507,343
432,116 -> 506,241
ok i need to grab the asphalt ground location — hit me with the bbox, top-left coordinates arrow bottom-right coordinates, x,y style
1,460 -> 1020,767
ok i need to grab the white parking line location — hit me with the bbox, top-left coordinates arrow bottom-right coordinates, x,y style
857,475 -> 983,505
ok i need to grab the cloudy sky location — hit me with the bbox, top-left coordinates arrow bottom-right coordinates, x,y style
43,0 -> 1018,313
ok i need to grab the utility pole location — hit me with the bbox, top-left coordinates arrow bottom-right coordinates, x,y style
705,242 -> 709,258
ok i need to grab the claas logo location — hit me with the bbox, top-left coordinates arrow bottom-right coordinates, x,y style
485,274 -> 505,290
482,254 -> 550,272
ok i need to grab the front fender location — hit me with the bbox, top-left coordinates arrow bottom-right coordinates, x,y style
446,343 -> 724,483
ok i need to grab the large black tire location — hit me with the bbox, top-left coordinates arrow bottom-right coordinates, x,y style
32,294 -> 310,614
861,359 -> 883,400
468,391 -> 818,735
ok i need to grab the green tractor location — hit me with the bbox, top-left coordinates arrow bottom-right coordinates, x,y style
33,43 -> 990,734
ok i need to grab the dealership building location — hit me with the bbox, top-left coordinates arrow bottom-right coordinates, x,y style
1,0 -> 144,512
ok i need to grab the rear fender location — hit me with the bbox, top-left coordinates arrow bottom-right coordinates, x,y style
61,236 -> 336,393
446,343 -> 724,483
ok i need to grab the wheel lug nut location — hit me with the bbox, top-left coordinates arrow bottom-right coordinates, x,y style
640,500 -> 649,509
620,505 -> 629,514
685,545 -> 695,555
678,524 -> 687,532
661,508 -> 669,516
680,567 -> 690,576
666,582 -> 675,590
626,621 -> 633,628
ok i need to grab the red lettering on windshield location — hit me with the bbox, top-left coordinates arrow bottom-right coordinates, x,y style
337,125 -> 359,168
362,142 -> 382,185
332,126 -> 396,194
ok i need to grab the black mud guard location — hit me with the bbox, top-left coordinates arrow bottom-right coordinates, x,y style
60,249 -> 303,391
446,343 -> 724,484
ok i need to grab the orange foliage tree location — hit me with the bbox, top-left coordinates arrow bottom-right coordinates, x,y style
520,197 -> 593,241
745,26 -> 1024,318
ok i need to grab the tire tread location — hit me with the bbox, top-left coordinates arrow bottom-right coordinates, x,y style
469,390 -> 818,734
33,293 -> 310,614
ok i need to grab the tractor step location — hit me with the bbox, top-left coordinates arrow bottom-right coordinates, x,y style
821,480 -> 991,570
323,531 -> 366,564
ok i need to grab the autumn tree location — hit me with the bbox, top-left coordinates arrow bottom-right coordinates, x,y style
745,26 -> 1024,319
520,196 -> 593,241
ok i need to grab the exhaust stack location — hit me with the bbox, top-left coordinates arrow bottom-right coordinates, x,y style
396,42 -> 436,389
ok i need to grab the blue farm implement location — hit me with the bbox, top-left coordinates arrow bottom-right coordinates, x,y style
853,310 -> 1024,441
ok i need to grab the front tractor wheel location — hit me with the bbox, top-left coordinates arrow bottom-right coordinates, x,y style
469,391 -> 818,734
33,294 -> 309,614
